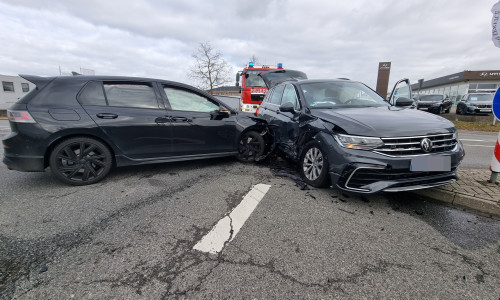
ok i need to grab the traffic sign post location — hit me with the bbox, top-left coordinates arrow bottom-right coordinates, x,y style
489,87 -> 500,183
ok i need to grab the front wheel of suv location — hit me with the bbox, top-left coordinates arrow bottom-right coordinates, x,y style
300,141 -> 330,188
49,137 -> 113,185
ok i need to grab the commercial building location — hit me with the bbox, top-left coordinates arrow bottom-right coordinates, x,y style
411,70 -> 500,104
0,74 -> 35,110
211,86 -> 241,96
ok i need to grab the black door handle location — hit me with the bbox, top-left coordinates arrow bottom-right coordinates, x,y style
96,113 -> 118,119
155,116 -> 171,123
171,116 -> 189,122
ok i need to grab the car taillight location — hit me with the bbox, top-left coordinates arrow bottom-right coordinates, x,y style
7,110 -> 36,123
255,106 -> 259,116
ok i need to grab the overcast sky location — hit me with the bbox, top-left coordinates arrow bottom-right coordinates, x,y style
1,0 -> 500,89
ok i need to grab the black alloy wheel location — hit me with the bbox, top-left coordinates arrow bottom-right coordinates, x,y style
49,137 -> 113,185
299,141 -> 330,188
237,131 -> 265,163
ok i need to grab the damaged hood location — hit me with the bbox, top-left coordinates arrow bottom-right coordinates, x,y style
312,106 -> 455,137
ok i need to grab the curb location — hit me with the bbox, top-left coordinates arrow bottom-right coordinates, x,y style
410,188 -> 500,218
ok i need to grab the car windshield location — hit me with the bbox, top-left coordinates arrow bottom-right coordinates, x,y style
469,94 -> 493,101
244,71 -> 267,87
300,81 -> 387,108
420,95 -> 443,101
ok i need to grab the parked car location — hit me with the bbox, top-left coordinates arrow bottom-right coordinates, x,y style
3,75 -> 268,185
257,71 -> 464,193
416,94 -> 452,114
456,93 -> 494,115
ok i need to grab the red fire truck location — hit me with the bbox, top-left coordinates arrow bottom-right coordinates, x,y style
235,62 -> 283,113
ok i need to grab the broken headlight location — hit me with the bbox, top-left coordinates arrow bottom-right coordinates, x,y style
334,134 -> 384,150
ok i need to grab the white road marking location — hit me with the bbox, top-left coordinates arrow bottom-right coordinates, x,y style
193,183 -> 271,254
460,139 -> 489,142
463,144 -> 495,148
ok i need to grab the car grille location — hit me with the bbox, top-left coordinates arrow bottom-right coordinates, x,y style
345,167 -> 456,190
374,133 -> 457,156
476,104 -> 492,108
251,94 -> 265,102
418,103 -> 431,108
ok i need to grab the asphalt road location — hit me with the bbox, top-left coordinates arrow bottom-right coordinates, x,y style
459,131 -> 498,169
0,120 -> 499,299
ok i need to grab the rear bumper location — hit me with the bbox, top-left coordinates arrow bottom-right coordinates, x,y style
3,153 -> 45,172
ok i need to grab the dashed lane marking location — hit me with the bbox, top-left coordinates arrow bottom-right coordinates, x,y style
193,183 -> 271,254
463,144 -> 495,148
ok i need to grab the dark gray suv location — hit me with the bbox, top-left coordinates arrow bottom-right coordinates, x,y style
456,93 -> 493,115
257,71 -> 465,193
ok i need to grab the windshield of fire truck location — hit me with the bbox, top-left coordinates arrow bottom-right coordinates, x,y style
244,71 -> 267,87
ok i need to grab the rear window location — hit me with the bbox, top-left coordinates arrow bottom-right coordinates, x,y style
16,88 -> 39,104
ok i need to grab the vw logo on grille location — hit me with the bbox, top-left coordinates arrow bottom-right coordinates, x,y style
420,138 -> 433,153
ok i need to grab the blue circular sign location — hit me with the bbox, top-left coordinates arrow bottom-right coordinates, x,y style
494,88 -> 500,120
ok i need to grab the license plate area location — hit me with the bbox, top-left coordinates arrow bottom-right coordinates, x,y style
410,155 -> 451,172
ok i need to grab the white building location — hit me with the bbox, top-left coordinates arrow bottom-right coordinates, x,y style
1,74 -> 36,110
411,70 -> 500,105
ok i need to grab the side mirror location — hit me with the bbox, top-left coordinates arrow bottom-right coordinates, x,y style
211,108 -> 231,120
279,101 -> 297,113
235,73 -> 240,87
395,97 -> 414,107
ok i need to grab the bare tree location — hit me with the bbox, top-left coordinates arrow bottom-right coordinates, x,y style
189,42 -> 231,94
249,54 -> 259,65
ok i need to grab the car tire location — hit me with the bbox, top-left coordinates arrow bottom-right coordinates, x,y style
49,137 -> 113,185
437,106 -> 444,114
445,107 -> 451,113
456,106 -> 461,115
237,131 -> 265,163
299,141 -> 330,188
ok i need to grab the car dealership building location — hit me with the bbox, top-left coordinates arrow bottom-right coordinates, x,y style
410,70 -> 500,104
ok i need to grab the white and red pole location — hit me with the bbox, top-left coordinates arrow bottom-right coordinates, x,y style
490,131 -> 500,183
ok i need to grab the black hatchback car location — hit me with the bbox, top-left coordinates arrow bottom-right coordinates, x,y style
3,75 -> 267,185
416,94 -> 452,114
257,71 -> 464,193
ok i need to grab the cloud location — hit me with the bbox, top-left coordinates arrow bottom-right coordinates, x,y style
1,0 -> 500,89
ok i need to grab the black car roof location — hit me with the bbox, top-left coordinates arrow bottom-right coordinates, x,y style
20,74 -> 211,94
21,74 -> 194,86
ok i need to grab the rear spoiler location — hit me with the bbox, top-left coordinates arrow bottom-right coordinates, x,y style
19,74 -> 56,90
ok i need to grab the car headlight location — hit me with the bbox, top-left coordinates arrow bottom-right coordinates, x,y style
334,134 -> 384,150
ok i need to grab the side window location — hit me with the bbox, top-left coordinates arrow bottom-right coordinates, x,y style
270,85 -> 285,105
263,89 -> 273,103
104,83 -> 158,109
281,84 -> 299,109
78,81 -> 106,106
164,87 -> 219,112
